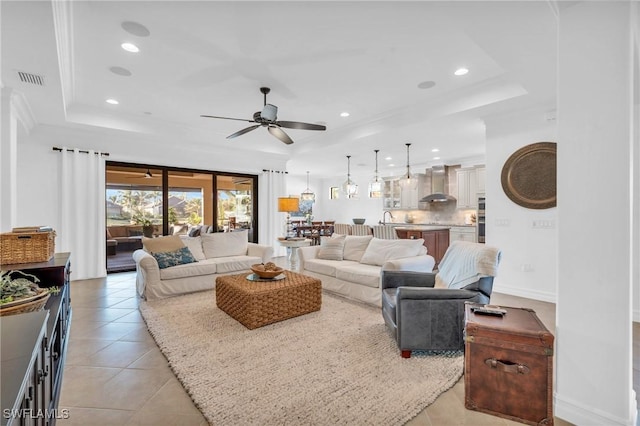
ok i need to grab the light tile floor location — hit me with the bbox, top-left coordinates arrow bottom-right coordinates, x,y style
57,261 -> 614,425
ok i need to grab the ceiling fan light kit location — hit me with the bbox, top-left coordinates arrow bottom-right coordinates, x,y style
201,87 -> 326,145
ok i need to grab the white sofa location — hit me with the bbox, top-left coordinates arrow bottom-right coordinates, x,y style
298,235 -> 435,307
133,230 -> 273,300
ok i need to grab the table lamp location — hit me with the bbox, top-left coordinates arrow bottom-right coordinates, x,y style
278,196 -> 300,238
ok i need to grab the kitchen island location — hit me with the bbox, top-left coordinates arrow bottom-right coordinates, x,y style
394,226 -> 451,268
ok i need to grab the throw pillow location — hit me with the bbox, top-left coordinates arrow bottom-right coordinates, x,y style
360,238 -> 425,266
201,230 -> 248,258
342,235 -> 373,262
142,234 -> 185,253
151,246 -> 197,269
179,235 -> 206,261
317,234 -> 346,260
188,226 -> 201,237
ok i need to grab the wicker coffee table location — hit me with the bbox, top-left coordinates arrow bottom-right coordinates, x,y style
215,270 -> 322,329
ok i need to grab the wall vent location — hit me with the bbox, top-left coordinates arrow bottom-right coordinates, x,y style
17,71 -> 45,86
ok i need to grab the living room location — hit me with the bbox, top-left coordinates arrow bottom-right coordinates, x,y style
1,1 -> 638,425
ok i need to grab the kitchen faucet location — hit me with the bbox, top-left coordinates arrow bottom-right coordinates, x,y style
379,211 -> 394,225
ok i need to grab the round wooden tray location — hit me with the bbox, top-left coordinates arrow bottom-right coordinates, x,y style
0,289 -> 50,316
501,142 -> 557,209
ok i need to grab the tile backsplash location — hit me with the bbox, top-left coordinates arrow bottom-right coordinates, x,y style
387,203 -> 477,225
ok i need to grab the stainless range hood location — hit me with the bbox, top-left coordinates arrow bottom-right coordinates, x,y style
420,165 -> 457,203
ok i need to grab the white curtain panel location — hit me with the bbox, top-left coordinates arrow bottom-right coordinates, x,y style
258,170 -> 287,257
59,148 -> 106,280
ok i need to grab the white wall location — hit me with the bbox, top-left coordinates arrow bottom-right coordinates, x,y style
555,2 -> 636,425
314,172 -> 385,226
485,109 -> 558,302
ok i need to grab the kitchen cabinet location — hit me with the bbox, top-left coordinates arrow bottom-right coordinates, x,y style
383,174 -> 426,209
382,178 -> 401,209
395,228 -> 450,268
456,167 -> 485,208
450,226 -> 477,243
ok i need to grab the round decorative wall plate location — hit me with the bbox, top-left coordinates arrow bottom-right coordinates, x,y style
501,142 -> 557,209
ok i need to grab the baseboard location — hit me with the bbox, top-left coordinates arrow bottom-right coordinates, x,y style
492,283 -> 556,303
555,391 -> 637,426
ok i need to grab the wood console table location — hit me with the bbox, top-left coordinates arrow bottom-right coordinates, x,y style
1,253 -> 71,426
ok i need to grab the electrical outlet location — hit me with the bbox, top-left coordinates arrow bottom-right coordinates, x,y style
532,220 -> 555,229
495,218 -> 510,227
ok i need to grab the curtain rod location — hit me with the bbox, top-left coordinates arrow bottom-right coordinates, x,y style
52,147 -> 109,156
262,169 -> 288,174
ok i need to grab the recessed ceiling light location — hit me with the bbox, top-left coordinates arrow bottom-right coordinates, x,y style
454,67 -> 469,76
385,157 -> 392,161
433,156 -> 441,160
106,99 -> 119,105
388,163 -> 395,167
340,112 -> 350,117
121,42 -> 140,53
417,80 -> 436,89
432,148 -> 439,152
109,66 -> 132,77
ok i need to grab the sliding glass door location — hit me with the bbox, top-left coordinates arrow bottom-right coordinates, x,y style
105,163 -> 258,272
216,175 -> 254,235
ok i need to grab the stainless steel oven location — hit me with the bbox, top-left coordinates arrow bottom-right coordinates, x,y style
477,196 -> 486,243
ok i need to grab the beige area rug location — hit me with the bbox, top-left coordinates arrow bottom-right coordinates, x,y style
139,290 -> 463,425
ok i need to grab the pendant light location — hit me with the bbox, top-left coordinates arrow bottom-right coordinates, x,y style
368,149 -> 383,198
300,171 -> 316,202
399,143 -> 418,190
342,155 -> 358,198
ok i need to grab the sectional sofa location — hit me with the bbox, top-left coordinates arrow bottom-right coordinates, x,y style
298,235 -> 435,306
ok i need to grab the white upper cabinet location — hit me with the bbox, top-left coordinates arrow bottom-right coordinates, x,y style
383,174 -> 426,209
456,166 -> 485,209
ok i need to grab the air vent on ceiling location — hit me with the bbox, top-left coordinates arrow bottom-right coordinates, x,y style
17,71 -> 45,86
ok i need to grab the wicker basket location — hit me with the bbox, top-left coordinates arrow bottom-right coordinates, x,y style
0,231 -> 55,264
0,289 -> 50,316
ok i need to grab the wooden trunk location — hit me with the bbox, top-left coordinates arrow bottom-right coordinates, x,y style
464,302 -> 554,425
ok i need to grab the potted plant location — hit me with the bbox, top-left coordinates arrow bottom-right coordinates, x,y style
134,214 -> 155,238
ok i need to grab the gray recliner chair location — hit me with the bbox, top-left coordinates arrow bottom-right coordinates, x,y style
381,241 -> 501,358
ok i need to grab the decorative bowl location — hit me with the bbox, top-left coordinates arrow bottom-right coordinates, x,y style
352,218 -> 366,225
250,264 -> 284,279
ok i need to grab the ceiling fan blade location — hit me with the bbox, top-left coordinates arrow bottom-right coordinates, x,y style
201,115 -> 256,123
227,125 -> 260,139
276,121 -> 327,131
268,125 -> 294,145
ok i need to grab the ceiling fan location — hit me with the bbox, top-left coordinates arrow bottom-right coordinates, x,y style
201,87 -> 326,144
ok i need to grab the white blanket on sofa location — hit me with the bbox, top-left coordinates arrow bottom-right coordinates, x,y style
435,241 -> 502,289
